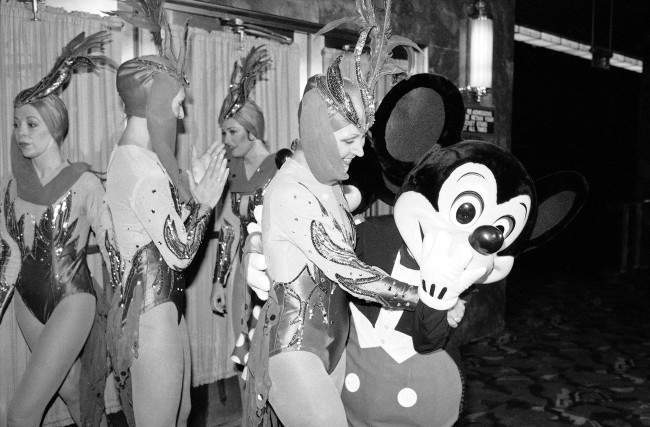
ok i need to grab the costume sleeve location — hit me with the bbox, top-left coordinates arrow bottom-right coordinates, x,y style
271,182 -> 417,310
85,175 -> 112,270
130,171 -> 210,271
411,303 -> 451,353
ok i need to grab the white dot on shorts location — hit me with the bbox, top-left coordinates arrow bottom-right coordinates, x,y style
345,373 -> 360,393
236,334 -> 245,347
397,388 -> 417,408
252,306 -> 261,319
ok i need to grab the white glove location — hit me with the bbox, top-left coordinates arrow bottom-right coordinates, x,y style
246,252 -> 270,300
419,230 -> 486,310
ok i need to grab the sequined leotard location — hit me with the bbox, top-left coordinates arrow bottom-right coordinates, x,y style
0,172 -> 106,324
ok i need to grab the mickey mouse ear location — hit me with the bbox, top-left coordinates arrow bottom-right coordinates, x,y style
372,73 -> 465,195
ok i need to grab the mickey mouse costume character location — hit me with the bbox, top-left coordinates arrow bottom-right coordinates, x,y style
341,73 -> 588,426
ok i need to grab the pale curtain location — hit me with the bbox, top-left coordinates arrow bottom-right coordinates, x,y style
0,2 -> 123,426
177,28 -> 301,386
0,0 -> 303,407
321,47 -> 428,217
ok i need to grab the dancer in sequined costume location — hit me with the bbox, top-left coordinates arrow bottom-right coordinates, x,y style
212,46 -> 277,377
241,30 -> 431,427
104,2 -> 229,425
0,32 -> 113,427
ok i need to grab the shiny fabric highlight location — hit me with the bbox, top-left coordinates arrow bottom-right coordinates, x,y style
4,185 -> 95,324
268,266 -> 349,375
316,56 -> 364,132
163,184 -> 210,263
310,220 -> 417,309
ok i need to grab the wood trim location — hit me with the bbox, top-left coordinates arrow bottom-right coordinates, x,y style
166,0 -> 357,39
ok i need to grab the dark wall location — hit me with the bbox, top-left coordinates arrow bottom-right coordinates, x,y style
511,41 -> 641,274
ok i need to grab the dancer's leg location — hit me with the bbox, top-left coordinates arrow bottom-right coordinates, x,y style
176,316 -> 191,427
268,351 -> 347,427
7,293 -> 95,427
131,303 -> 185,427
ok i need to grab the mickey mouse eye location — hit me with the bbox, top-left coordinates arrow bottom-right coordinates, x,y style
450,192 -> 484,226
493,215 -> 515,238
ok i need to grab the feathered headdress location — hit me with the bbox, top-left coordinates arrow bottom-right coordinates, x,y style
107,0 -> 190,85
315,0 -> 421,130
218,45 -> 272,124
14,31 -> 114,107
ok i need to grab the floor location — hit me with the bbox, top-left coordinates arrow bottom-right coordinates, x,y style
104,269 -> 650,426
460,269 -> 650,426
188,377 -> 242,427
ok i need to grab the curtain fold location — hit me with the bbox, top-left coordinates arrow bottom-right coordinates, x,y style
176,28 -> 301,386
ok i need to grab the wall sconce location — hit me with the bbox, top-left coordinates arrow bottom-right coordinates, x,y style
463,0 -> 493,102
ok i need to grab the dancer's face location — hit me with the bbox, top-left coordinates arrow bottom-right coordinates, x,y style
13,104 -> 57,159
221,118 -> 255,158
334,123 -> 364,172
171,88 -> 186,120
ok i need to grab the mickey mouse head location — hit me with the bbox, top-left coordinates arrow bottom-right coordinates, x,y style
347,73 -> 587,285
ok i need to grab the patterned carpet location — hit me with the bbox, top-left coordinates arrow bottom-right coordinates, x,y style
460,270 -> 650,426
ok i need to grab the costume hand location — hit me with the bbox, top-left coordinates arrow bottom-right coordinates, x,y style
446,298 -> 466,328
190,141 -> 224,184
187,147 -> 229,209
211,281 -> 227,315
419,230 -> 486,310
246,252 -> 270,300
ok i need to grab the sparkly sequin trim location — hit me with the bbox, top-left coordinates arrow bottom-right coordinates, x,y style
163,202 -> 209,261
105,231 -> 123,291
316,56 -> 364,131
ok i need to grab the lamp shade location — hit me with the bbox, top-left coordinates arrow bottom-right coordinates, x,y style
468,14 -> 493,89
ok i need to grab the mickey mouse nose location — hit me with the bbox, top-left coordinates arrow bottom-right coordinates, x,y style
468,225 -> 504,255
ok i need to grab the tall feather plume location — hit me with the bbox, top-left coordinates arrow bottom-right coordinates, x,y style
106,0 -> 164,52
107,0 -> 190,83
219,45 -> 272,123
14,31 -> 114,107
315,0 -> 421,128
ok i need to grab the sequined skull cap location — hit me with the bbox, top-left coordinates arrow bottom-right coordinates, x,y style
218,45 -> 272,141
314,0 -> 421,133
298,78 -> 364,186
116,55 -> 183,118
228,100 -> 265,141
18,96 -> 69,145
11,31 -> 112,205
12,30 -> 112,144
110,0 -> 192,202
